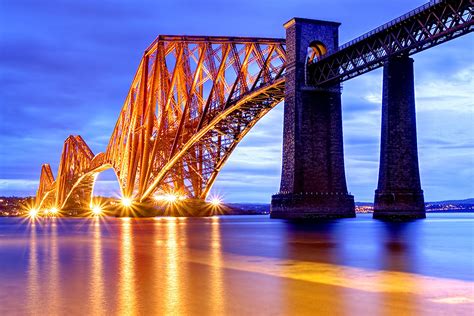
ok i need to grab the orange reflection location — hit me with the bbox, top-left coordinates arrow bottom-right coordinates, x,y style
46,219 -> 59,315
164,218 -> 181,315
210,216 -> 225,314
90,219 -> 104,314
27,224 -> 39,312
153,217 -> 190,314
376,236 -> 418,315
119,218 -> 136,314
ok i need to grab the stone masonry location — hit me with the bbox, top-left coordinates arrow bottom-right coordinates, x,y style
374,55 -> 425,220
271,18 -> 355,219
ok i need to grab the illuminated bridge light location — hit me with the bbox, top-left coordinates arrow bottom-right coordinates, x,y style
121,197 -> 133,207
164,194 -> 178,203
154,193 -> 183,203
153,194 -> 166,202
28,208 -> 39,219
50,207 -> 59,215
91,205 -> 103,216
210,197 -> 222,207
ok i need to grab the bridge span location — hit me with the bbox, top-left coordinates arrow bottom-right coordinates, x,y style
34,0 -> 472,219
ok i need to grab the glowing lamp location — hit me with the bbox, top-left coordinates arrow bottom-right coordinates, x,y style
154,194 -> 165,201
91,205 -> 102,216
210,197 -> 222,206
121,197 -> 133,207
164,194 -> 177,203
28,208 -> 39,218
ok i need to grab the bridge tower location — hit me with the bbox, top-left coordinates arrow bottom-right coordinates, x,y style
271,18 -> 355,219
374,55 -> 425,219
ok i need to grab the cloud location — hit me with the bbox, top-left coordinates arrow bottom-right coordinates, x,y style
0,179 -> 39,196
416,65 -> 474,113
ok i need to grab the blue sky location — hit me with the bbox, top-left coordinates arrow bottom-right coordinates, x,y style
0,0 -> 472,202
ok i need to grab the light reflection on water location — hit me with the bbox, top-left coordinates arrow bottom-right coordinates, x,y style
210,216 -> 225,315
48,220 -> 60,315
26,223 -> 38,313
164,217 -> 182,315
0,213 -> 473,315
90,219 -> 104,315
119,218 -> 135,315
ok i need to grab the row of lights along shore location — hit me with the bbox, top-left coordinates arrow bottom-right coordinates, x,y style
27,204 -> 104,219
28,193 -> 222,219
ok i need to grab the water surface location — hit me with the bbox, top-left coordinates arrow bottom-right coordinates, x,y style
0,213 -> 473,315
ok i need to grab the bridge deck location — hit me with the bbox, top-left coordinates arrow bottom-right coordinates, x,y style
310,0 -> 473,86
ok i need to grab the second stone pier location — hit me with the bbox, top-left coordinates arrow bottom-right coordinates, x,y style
374,55 -> 425,220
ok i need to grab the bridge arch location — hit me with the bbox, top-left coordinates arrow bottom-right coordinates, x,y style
37,187 -> 57,210
104,36 -> 287,202
60,163 -> 124,211
307,40 -> 327,63
35,37 -> 287,208
140,78 -> 285,201
60,171 -> 99,211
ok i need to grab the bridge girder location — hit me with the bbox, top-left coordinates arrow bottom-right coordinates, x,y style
37,186 -> 56,210
54,135 -> 95,208
141,79 -> 285,201
35,164 -> 55,206
105,36 -> 286,201
310,0 -> 473,86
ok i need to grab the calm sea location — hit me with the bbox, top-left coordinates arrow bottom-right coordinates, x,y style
0,213 -> 473,315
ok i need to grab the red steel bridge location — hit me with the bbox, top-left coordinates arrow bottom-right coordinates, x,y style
34,0 -> 472,218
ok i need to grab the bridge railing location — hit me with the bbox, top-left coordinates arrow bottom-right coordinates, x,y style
310,0 -> 472,86
339,0 -> 443,51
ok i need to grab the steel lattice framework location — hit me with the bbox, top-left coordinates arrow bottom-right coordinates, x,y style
35,164 -> 54,206
36,36 -> 286,209
55,136 -> 95,205
310,0 -> 473,86
34,0 -> 472,211
36,136 -> 111,209
106,36 -> 286,202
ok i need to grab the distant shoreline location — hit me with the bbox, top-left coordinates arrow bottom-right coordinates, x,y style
1,196 -> 473,217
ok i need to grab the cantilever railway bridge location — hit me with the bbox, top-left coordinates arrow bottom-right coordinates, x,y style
34,0 -> 473,217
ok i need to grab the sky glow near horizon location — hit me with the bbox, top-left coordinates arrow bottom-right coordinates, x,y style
0,0 -> 472,202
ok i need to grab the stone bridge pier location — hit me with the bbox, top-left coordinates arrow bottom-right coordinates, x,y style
373,55 -> 425,220
271,18 -> 355,219
271,18 -> 426,220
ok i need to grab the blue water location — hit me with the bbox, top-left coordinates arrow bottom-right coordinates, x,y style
0,213 -> 473,315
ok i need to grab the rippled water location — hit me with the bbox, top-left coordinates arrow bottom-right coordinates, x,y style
0,213 -> 473,315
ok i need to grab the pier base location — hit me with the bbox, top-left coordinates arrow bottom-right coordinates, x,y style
271,193 -> 355,219
112,198 -> 229,217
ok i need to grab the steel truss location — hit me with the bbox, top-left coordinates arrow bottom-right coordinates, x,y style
34,0 -> 473,210
53,135 -> 97,209
310,0 -> 473,86
106,36 -> 287,201
36,36 -> 286,209
35,164 -> 54,206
